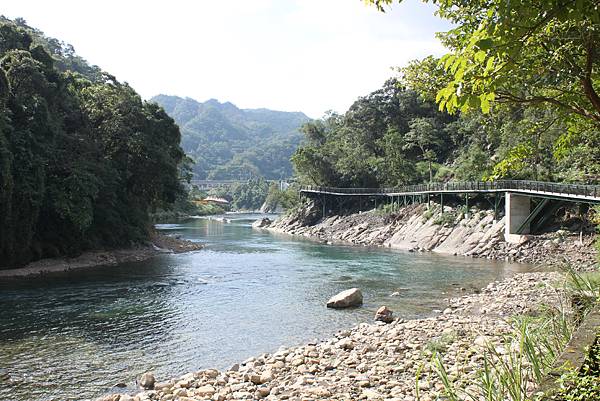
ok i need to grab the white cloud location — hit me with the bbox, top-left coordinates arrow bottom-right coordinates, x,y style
2,0 -> 450,118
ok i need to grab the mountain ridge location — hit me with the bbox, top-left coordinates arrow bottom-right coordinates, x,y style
151,94 -> 310,180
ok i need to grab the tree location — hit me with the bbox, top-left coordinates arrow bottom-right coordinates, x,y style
0,18 -> 185,267
403,117 -> 442,182
367,1 -> 600,125
292,81 -> 457,188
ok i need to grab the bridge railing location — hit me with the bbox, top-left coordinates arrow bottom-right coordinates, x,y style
300,180 -> 600,199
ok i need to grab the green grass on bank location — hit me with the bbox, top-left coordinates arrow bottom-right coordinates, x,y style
553,338 -> 600,401
429,268 -> 600,401
152,203 -> 226,223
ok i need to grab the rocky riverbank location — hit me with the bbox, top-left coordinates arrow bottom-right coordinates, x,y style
95,203 -> 593,401
264,202 -> 598,271
100,271 -> 568,401
0,231 -> 203,279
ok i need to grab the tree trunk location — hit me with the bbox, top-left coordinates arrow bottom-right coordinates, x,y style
428,160 -> 433,183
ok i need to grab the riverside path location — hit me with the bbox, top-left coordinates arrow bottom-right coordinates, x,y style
300,180 -> 600,243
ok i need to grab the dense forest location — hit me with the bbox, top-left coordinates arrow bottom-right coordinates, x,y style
293,1 -> 600,188
152,95 -> 309,180
0,17 -> 185,268
292,78 -> 598,187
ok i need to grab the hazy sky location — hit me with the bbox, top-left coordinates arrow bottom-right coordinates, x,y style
2,0 -> 450,118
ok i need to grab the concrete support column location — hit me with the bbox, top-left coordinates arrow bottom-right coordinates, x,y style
505,193 -> 531,243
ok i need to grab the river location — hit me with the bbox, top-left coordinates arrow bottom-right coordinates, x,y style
0,214 -> 530,401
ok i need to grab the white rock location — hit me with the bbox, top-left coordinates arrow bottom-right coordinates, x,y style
474,335 -> 488,347
326,288 -> 363,308
260,370 -> 274,383
139,372 -> 155,389
196,384 -> 216,397
338,338 -> 355,350
362,389 -> 384,399
304,386 -> 332,397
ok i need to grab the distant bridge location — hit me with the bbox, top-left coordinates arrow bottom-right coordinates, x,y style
190,179 -> 291,191
300,180 -> 600,243
196,196 -> 230,205
190,180 -> 246,191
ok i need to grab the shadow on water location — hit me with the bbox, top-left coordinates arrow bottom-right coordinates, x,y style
0,213 -> 535,401
0,260 -> 181,343
0,260 -> 186,401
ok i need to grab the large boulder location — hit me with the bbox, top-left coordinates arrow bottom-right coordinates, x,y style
326,288 -> 363,308
252,218 -> 272,228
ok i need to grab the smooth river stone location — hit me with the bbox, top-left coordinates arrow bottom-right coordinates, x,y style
326,288 -> 363,308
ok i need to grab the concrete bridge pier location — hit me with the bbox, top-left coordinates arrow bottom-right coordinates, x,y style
504,192 -> 531,243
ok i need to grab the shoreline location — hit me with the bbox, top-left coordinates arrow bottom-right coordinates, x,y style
89,204 -> 595,401
3,209 -> 593,400
262,202 -> 598,271
0,232 -> 203,279
102,211 -> 583,400
104,270 -> 568,401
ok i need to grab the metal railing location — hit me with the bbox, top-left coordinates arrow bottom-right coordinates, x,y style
300,180 -> 600,200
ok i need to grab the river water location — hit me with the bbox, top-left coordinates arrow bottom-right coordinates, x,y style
0,214 -> 530,401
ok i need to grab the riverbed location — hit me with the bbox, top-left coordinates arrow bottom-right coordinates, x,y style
0,214 -> 531,401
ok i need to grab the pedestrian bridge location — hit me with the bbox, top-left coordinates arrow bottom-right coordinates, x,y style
190,180 -> 247,191
190,179 -> 291,191
300,180 -> 600,243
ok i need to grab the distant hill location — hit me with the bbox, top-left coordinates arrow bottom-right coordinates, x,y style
151,95 -> 310,180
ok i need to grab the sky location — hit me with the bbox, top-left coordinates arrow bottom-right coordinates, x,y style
2,0 -> 451,118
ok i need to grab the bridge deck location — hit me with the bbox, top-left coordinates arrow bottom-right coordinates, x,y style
300,180 -> 600,203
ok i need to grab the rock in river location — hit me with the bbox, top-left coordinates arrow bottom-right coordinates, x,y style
374,305 -> 394,323
326,288 -> 363,308
139,372 -> 155,389
252,218 -> 272,228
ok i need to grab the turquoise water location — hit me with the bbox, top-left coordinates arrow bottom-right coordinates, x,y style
0,214 -> 529,401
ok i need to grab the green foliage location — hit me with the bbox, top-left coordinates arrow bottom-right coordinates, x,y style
370,0 -> 600,125
425,331 -> 457,354
152,95 -> 310,180
368,0 -> 600,186
433,211 -> 456,227
375,202 -> 397,215
551,329 -> 600,401
0,18 -> 184,267
433,315 -> 572,401
399,55 -> 448,102
404,117 -> 442,182
263,183 -> 300,212
491,144 -> 534,180
429,268 -> 600,401
362,1 -> 600,186
553,118 -> 600,183
422,207 -> 435,222
555,367 -> 600,401
292,80 -> 456,187
291,72 -> 595,187
151,185 -> 228,222
550,268 -> 600,400
595,206 -> 600,266
453,144 -> 492,181
209,178 -> 270,211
